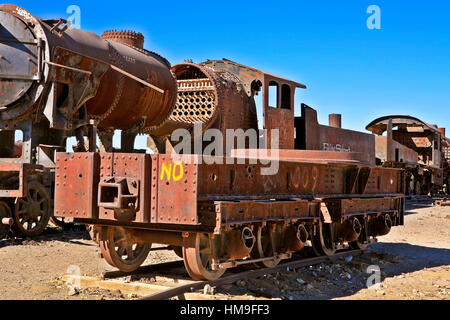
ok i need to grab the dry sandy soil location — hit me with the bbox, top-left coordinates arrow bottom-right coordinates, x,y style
0,202 -> 449,300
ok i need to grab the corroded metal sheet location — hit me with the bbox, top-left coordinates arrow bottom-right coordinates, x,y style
98,154 -> 151,223
0,163 -> 36,198
216,200 -> 311,225
54,153 -> 100,219
54,153 -> 405,230
296,105 -> 376,165
325,197 -> 402,222
150,155 -> 198,225
265,107 -> 295,149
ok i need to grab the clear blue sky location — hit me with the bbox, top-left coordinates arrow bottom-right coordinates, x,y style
18,0 -> 450,137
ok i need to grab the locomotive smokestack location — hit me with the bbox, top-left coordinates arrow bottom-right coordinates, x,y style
329,114 -> 342,129
101,30 -> 144,49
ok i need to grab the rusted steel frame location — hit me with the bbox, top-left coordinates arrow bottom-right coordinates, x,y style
324,197 -> 401,221
125,229 -> 184,247
232,149 -> 370,165
72,218 -> 216,234
215,200 -> 311,226
0,163 -> 41,198
341,210 -> 397,218
219,253 -> 292,269
220,217 -> 317,226
141,249 -> 363,301
198,193 -> 405,201
55,152 -> 404,228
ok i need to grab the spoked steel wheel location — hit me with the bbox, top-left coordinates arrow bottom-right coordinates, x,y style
183,233 -> 225,281
0,201 -> 12,239
251,225 -> 281,268
312,222 -> 337,257
99,227 -> 151,273
171,246 -> 183,259
13,181 -> 51,237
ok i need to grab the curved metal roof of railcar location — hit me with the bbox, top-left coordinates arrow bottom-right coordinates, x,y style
366,115 -> 442,136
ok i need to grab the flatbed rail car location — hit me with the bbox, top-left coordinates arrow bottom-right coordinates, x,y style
54,151 -> 404,280
367,115 -> 449,195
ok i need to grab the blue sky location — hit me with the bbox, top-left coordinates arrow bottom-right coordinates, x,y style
17,0 -> 450,139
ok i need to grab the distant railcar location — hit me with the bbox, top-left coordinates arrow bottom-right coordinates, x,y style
367,116 -> 449,195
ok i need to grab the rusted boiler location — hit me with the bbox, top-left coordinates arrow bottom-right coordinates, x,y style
0,5 -> 176,237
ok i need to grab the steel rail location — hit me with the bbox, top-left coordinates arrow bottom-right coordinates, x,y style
139,249 -> 364,301
102,260 -> 185,280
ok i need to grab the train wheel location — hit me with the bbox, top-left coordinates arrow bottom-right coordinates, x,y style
183,233 -> 225,281
0,201 -> 12,239
251,225 -> 281,268
99,227 -> 151,273
312,222 -> 337,257
13,181 -> 51,237
171,246 -> 183,259
349,239 -> 369,250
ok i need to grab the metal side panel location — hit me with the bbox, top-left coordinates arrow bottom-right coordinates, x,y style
54,153 -> 100,219
151,155 -> 199,225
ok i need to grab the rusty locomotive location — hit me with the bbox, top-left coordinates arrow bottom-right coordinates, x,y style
1,5 -> 405,281
0,4 -> 175,238
367,116 -> 450,195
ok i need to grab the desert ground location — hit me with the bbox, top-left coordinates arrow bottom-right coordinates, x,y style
0,201 -> 448,300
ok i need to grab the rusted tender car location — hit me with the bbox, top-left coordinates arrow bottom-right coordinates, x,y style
367,116 -> 449,195
54,59 -> 405,280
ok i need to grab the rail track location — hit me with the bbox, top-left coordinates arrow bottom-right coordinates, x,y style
134,249 -> 364,300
